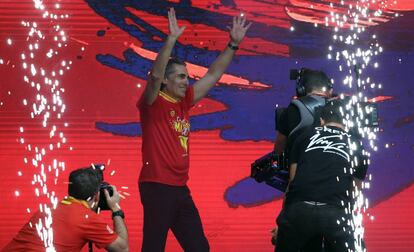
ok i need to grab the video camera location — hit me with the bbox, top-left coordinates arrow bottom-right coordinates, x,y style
92,164 -> 114,211
250,151 -> 289,192
250,68 -> 379,192
347,99 -> 379,128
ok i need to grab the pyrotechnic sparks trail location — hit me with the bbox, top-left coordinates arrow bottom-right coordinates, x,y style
7,0 -> 77,250
322,1 -> 398,251
289,0 -> 399,250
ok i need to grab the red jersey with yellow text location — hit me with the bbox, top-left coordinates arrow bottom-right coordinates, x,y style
1,197 -> 117,251
138,87 -> 194,186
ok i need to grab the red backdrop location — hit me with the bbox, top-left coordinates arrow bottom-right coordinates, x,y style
1,0 -> 414,251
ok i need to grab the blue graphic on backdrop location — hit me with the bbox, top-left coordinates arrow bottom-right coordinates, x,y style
86,0 -> 414,207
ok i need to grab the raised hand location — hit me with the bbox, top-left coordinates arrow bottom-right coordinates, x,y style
168,8 -> 186,40
228,14 -> 252,45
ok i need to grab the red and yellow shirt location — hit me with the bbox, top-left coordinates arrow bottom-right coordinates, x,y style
2,197 -> 117,252
138,87 -> 194,186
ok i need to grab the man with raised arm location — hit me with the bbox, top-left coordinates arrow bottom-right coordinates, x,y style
137,8 -> 251,252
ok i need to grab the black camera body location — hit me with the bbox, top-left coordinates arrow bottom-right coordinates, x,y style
352,101 -> 379,128
92,164 -> 114,211
98,181 -> 114,211
250,151 -> 289,192
251,69 -> 379,192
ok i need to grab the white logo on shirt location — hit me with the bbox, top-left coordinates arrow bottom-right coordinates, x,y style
305,128 -> 350,161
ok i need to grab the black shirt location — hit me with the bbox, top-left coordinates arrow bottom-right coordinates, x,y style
276,103 -> 300,137
285,126 -> 368,208
276,95 -> 326,154
276,104 -> 300,155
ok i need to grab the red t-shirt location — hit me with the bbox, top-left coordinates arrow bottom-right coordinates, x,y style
2,198 -> 117,252
138,87 -> 194,186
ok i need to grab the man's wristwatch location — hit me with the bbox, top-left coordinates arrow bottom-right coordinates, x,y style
112,210 -> 125,219
227,42 -> 239,50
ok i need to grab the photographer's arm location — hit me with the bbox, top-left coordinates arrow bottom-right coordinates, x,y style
274,133 -> 287,155
107,217 -> 128,252
353,178 -> 364,191
352,165 -> 368,195
105,187 -> 129,252
288,163 -> 297,183
274,104 -> 302,154
352,143 -> 369,194
284,163 -> 297,196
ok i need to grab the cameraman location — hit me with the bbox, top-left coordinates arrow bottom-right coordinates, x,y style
2,166 -> 129,252
268,69 -> 333,250
274,68 -> 333,155
274,99 -> 368,252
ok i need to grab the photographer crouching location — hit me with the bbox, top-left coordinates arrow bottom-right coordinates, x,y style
1,165 -> 129,252
274,99 -> 368,252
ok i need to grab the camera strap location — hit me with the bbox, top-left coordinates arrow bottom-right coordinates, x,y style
289,95 -> 326,138
300,95 -> 325,116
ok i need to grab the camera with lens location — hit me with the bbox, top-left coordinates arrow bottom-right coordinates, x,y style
250,68 -> 378,192
92,164 -> 114,211
250,106 -> 290,192
351,100 -> 379,128
251,151 -> 289,192
250,68 -> 327,192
